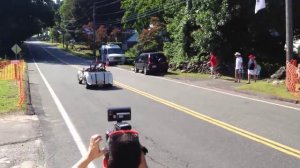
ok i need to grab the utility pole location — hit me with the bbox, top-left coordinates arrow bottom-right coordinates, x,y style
186,0 -> 192,15
286,0 -> 293,61
62,30 -> 65,48
93,2 -> 97,61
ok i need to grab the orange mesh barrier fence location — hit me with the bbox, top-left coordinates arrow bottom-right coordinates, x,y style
0,60 -> 26,107
18,60 -> 25,107
285,60 -> 298,92
0,61 -> 15,80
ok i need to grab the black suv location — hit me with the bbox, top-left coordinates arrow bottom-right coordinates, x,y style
134,52 -> 169,75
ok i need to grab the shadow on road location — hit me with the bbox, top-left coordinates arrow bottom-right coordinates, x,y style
85,85 -> 122,91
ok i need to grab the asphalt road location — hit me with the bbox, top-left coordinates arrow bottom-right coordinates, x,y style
25,41 -> 300,168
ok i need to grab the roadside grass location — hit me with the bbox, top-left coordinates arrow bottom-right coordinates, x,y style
165,71 -> 238,81
165,71 -> 210,80
0,80 -> 19,113
237,80 -> 300,101
43,41 -> 98,60
58,44 -> 99,59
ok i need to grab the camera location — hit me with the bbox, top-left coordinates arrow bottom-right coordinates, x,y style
104,107 -> 148,156
106,107 -> 132,140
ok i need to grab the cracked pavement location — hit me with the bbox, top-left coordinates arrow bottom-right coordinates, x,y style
0,113 -> 45,168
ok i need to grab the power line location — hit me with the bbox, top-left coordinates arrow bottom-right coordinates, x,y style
85,0 -> 121,14
92,8 -> 162,25
120,8 -> 161,21
95,0 -> 121,9
63,0 -> 187,28
95,1 -> 186,26
94,0 -> 111,5
95,9 -> 124,17
95,9 -> 162,26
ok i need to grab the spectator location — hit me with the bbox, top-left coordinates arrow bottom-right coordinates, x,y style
234,52 -> 243,83
209,52 -> 217,79
73,131 -> 148,168
247,54 -> 257,84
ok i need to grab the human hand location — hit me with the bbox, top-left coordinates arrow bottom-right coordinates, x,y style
72,134 -> 104,168
86,134 -> 104,161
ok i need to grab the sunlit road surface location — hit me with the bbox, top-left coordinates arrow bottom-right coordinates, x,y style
25,41 -> 300,168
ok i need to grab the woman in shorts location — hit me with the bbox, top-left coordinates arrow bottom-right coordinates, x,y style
247,54 -> 257,84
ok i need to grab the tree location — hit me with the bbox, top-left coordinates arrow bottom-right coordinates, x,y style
0,0 -> 55,56
139,17 -> 166,52
110,27 -> 122,42
96,25 -> 108,44
121,0 -> 165,32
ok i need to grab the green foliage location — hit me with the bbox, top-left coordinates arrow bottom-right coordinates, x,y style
121,0 -> 165,31
59,0 -> 75,20
163,1 -> 189,63
163,0 -> 229,63
49,26 -> 61,42
54,0 -> 300,75
0,0 -> 55,56
259,61 -> 283,77
191,0 -> 229,55
125,45 -> 139,59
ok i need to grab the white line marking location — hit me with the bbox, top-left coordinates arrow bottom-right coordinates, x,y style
112,67 -> 300,111
30,49 -> 96,168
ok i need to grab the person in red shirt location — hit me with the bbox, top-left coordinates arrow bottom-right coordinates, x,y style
209,52 -> 217,78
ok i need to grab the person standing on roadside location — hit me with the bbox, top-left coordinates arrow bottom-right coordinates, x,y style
209,52 -> 217,78
234,52 -> 243,83
247,54 -> 257,84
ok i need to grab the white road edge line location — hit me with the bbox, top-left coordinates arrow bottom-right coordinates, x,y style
31,53 -> 95,168
113,67 -> 300,111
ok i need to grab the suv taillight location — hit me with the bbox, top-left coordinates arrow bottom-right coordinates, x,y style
148,55 -> 151,64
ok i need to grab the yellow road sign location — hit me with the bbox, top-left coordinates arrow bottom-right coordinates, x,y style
11,44 -> 22,54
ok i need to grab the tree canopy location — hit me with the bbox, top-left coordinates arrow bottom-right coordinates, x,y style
121,0 -> 300,66
0,0 -> 55,56
56,0 -> 300,72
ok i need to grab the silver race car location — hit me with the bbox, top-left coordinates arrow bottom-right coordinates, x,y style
77,62 -> 113,89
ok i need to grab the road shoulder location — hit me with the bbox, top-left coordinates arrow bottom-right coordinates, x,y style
0,112 -> 45,168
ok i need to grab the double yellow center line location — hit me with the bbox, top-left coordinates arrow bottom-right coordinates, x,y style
41,45 -> 300,159
115,81 -> 300,159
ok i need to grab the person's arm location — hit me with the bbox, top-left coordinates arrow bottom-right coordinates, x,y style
138,152 -> 148,168
72,134 -> 104,168
73,156 -> 93,168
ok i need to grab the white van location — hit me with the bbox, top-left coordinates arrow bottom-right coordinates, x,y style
99,44 -> 125,64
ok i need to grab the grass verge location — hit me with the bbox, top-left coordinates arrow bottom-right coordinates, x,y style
237,80 -> 300,101
0,80 -> 19,113
165,70 -> 216,80
43,41 -> 98,59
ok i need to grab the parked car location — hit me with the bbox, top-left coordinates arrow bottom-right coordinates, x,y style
134,52 -> 169,75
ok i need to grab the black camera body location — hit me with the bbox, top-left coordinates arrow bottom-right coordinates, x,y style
106,107 -> 132,140
105,107 -> 148,156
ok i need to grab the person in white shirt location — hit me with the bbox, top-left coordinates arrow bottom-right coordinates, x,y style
234,52 -> 243,83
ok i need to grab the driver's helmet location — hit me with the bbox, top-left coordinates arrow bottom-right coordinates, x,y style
96,63 -> 105,70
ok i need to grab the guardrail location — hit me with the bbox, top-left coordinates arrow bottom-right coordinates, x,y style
0,60 -> 25,107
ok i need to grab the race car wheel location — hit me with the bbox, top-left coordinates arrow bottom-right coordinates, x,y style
85,83 -> 91,89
